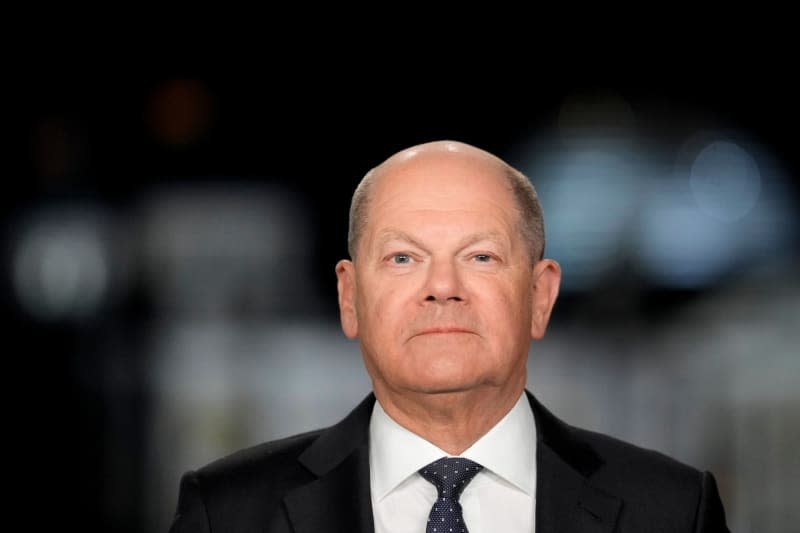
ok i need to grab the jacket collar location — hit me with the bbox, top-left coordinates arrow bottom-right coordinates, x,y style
528,391 -> 622,533
283,393 -> 376,533
283,391 -> 622,533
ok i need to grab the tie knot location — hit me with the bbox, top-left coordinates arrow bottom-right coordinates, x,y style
418,457 -> 483,500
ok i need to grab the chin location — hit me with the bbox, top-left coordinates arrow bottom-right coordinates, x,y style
401,371 -> 486,395
400,346 -> 485,386
416,384 -> 479,395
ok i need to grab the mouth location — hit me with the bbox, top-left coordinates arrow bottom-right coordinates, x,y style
413,326 -> 475,337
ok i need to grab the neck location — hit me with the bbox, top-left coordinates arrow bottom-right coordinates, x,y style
374,381 -> 525,455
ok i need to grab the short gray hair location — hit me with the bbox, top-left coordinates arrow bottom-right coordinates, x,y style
347,164 -> 545,262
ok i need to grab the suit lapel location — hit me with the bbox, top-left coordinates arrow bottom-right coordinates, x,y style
284,394 -> 376,533
529,392 -> 622,533
281,391 -> 621,533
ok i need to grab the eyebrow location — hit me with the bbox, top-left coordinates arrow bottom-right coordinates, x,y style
375,229 -> 507,252
375,230 -> 427,251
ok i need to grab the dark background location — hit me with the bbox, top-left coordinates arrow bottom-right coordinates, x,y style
9,50 -> 799,532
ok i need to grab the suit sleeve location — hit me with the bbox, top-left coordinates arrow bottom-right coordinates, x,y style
168,471 -> 212,533
692,471 -> 730,533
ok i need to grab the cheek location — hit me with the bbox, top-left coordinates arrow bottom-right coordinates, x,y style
357,283 -> 409,336
483,288 -> 533,336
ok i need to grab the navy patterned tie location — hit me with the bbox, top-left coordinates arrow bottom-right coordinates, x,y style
419,457 -> 483,533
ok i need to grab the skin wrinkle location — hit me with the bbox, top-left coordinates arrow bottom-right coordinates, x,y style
336,140 -> 560,454
376,228 -> 512,262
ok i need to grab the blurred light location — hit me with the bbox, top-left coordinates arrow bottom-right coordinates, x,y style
510,120 -> 799,291
511,139 -> 642,292
543,150 -> 641,290
635,135 -> 797,288
507,90 -> 643,292
147,78 -> 214,147
12,207 -> 112,321
140,183 -> 318,317
635,184 -> 740,288
689,140 -> 761,222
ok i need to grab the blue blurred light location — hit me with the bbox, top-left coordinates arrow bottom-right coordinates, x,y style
690,140 -> 762,222
509,128 -> 798,291
513,141 -> 642,292
12,207 -> 111,320
635,137 -> 796,288
635,186 -> 740,288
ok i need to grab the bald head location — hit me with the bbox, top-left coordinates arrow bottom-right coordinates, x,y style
347,140 -> 545,261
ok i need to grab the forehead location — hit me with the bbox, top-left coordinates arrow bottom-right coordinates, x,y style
367,150 -> 515,220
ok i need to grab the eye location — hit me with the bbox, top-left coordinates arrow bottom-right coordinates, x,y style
472,254 -> 493,263
391,254 -> 413,264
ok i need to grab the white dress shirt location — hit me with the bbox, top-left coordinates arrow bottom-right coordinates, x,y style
369,392 -> 537,533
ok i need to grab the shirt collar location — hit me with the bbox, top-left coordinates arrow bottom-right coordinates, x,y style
368,391 -> 536,500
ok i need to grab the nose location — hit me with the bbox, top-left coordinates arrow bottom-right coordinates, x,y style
423,257 -> 465,303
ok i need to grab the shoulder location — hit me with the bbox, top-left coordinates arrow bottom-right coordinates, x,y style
175,393 -> 375,515
528,392 -> 730,530
573,423 -> 702,484
567,419 -> 726,526
530,392 -> 706,498
193,427 -> 325,498
169,428 -> 327,533
558,423 -> 730,530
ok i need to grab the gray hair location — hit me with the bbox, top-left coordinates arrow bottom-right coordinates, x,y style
347,164 -> 545,262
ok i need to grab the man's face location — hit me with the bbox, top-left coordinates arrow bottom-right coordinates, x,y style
336,149 -> 559,399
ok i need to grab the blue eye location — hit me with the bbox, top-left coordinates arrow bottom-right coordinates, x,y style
392,254 -> 412,264
473,254 -> 492,262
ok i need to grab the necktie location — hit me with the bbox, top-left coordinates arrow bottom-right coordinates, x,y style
419,457 -> 483,533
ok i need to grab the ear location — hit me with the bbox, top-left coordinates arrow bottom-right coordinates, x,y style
530,259 -> 561,340
335,259 -> 359,339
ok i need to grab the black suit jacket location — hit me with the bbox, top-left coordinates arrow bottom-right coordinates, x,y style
168,391 -> 730,532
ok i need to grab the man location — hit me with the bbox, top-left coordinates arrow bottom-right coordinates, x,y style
168,140 -> 730,532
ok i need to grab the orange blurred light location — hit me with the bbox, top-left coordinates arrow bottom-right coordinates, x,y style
147,78 -> 213,147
